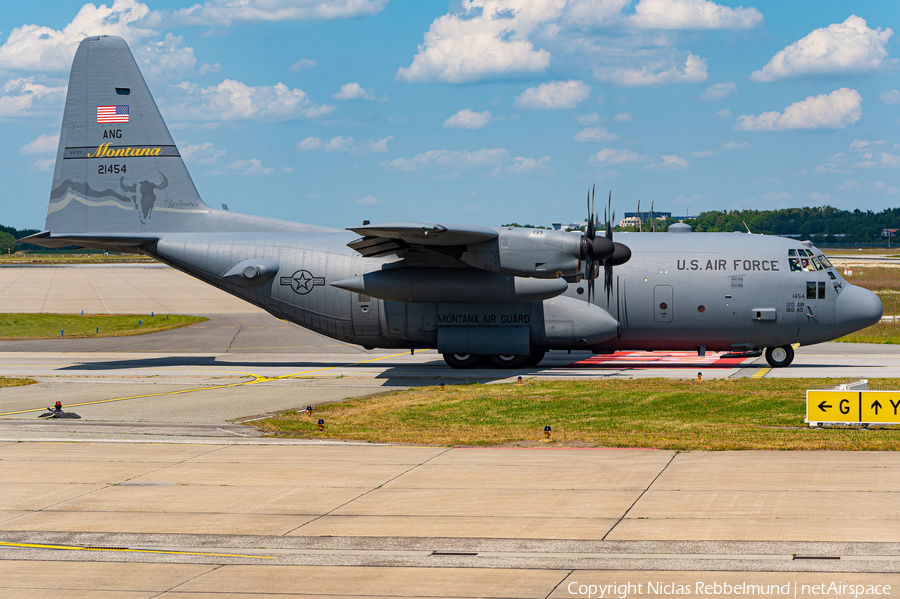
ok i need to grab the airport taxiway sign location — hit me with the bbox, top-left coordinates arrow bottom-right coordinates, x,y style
807,391 -> 859,423
807,390 -> 900,425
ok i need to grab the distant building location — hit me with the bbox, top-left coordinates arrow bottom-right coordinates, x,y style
624,211 -> 671,220
619,216 -> 642,228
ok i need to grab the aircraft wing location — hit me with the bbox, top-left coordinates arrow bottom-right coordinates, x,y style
346,222 -> 497,257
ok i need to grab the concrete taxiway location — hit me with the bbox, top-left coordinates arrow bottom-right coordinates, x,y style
3,265 -> 900,597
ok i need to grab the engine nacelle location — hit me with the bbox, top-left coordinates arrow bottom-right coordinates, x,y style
460,227 -> 583,279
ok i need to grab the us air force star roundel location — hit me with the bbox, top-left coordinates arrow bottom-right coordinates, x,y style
280,270 -> 325,295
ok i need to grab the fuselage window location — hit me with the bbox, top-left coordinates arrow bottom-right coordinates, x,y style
789,258 -> 802,272
827,271 -> 836,280
807,282 -> 816,299
818,281 -> 826,299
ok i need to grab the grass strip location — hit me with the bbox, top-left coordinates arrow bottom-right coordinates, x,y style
259,378 -> 900,450
0,313 -> 207,339
0,377 -> 38,388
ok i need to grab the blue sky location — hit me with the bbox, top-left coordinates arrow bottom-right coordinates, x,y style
1,0 -> 897,230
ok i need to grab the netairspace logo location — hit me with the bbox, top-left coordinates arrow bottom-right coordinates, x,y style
566,581 -> 893,598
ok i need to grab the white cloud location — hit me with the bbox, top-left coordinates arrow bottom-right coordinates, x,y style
503,156 -> 553,175
514,80 -> 591,110
0,0 -> 156,72
179,141 -> 225,164
208,158 -> 274,176
561,0 -> 631,27
735,88 -> 862,131
171,0 -> 388,26
30,157 -> 56,172
0,77 -> 67,117
815,153 -> 849,174
599,52 -> 708,86
198,62 -> 221,75
690,150 -> 714,157
332,82 -> 385,101
578,113 -> 600,125
613,113 -> 633,122
648,154 -> 689,169
296,135 -> 393,154
19,133 -> 59,154
297,137 -> 323,151
881,90 -> 900,105
356,195 -> 378,205
291,58 -> 317,72
165,79 -> 334,121
396,1 -> 561,84
721,141 -> 749,150
630,0 -> 763,29
713,108 -> 732,119
137,34 -> 197,78
751,16 -> 893,82
850,139 -> 871,149
574,126 -> 619,142
383,148 -> 509,172
444,109 -> 492,129
873,180 -> 886,191
809,192 -> 833,204
590,148 -> 645,164
837,179 -> 860,191
674,193 -> 701,204
700,82 -> 736,101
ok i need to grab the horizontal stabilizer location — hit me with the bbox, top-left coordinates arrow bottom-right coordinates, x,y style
20,230 -> 159,252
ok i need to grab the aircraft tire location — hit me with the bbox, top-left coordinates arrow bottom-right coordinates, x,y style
525,350 -> 546,367
489,354 -> 529,369
443,353 -> 487,369
765,345 -> 794,368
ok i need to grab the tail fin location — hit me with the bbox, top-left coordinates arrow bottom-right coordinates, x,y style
46,35 -> 211,236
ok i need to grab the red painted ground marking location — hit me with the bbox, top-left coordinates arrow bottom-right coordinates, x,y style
564,350 -> 749,369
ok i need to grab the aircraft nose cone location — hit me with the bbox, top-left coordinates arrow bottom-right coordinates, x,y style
834,284 -> 882,338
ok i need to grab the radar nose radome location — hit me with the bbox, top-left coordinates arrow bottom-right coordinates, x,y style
834,284 -> 883,339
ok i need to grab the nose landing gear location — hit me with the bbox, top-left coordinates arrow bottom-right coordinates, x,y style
765,345 -> 795,368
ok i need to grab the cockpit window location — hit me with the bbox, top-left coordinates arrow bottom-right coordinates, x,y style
811,256 -> 823,271
818,255 -> 833,268
788,249 -> 797,257
789,258 -> 802,272
800,257 -> 816,272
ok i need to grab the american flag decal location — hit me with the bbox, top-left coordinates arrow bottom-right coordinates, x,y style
97,105 -> 129,124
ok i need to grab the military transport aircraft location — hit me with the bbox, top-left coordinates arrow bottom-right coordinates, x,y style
25,36 -> 883,369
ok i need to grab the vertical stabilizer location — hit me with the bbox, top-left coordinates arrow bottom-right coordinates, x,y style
47,35 -> 211,235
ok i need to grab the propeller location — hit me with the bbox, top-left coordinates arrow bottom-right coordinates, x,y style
581,186 -> 614,304
602,191 -> 632,303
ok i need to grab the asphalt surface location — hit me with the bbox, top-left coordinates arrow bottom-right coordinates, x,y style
3,264 -> 900,596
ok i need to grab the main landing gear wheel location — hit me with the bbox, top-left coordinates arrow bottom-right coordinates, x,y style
443,353 -> 486,369
489,354 -> 529,369
525,350 -> 546,367
765,345 -> 794,368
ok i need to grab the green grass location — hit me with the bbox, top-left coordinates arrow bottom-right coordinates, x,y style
0,377 -> 37,388
0,252 -> 156,264
258,378 -> 900,450
0,313 -> 207,339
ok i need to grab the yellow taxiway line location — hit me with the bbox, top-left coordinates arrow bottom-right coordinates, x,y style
0,541 -> 273,559
0,352 -> 409,417
752,367 -> 771,379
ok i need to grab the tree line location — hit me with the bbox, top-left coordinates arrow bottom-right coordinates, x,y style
684,206 -> 900,242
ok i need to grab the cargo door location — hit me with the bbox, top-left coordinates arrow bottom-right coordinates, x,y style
654,285 -> 673,323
